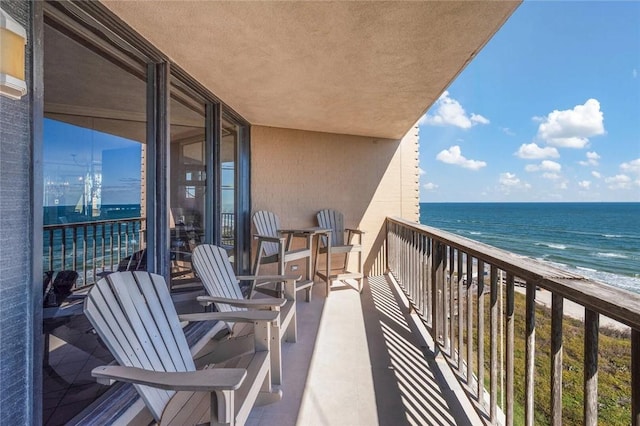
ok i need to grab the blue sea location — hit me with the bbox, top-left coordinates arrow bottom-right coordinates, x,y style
420,203 -> 640,294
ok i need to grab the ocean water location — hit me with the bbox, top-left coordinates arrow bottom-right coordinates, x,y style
420,203 -> 640,294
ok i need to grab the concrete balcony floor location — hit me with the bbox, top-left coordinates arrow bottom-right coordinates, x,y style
43,274 -> 477,425
247,275 -> 475,425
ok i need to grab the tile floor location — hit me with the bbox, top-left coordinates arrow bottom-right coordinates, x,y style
43,316 -> 113,425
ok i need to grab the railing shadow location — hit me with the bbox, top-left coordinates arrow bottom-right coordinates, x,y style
362,275 -> 469,425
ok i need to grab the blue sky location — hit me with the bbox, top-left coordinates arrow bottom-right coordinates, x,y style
418,1 -> 640,202
43,119 -> 141,206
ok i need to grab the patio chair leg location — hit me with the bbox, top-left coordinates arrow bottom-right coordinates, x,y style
270,322 -> 283,386
358,250 -> 363,293
212,390 -> 234,426
313,240 -> 320,281
252,241 -> 264,295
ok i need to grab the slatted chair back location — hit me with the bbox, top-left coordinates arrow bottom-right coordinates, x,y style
192,244 -> 246,314
317,209 -> 345,247
252,210 -> 282,257
84,271 -> 195,422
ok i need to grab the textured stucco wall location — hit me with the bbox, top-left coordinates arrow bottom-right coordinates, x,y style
0,1 -> 36,425
251,125 -> 419,275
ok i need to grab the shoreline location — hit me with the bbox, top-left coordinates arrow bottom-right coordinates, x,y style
513,286 -> 630,332
462,265 -> 631,332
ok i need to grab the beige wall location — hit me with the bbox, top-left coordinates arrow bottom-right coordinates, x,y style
251,125 -> 419,275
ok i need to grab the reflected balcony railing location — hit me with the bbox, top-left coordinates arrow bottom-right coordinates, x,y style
43,218 -> 146,288
43,212 -> 236,289
385,216 -> 640,426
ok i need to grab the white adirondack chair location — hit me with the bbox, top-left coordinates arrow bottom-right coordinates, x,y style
84,271 -> 282,425
191,244 -> 297,386
252,210 -> 314,301
315,209 -> 364,293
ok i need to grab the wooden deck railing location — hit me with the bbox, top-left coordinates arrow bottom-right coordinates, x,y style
43,218 -> 145,287
385,217 -> 640,426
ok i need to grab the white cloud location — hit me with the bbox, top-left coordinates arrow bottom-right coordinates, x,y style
436,145 -> 487,170
536,99 -> 605,148
423,182 -> 438,191
578,180 -> 591,189
525,160 -> 562,173
502,127 -> 515,136
499,172 -> 520,186
620,158 -> 640,175
579,151 -> 601,166
544,161 -> 562,172
498,172 -> 531,189
559,181 -> 568,190
498,172 -> 531,194
515,143 -> 560,159
418,167 -> 426,176
591,171 -> 602,179
634,69 -> 638,79
421,91 -> 490,129
470,113 -> 490,125
605,174 -> 632,189
524,160 -> 562,179
543,172 -> 561,180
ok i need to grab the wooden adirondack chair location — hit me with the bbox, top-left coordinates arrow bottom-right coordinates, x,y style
84,271 -> 282,425
191,244 -> 298,386
251,210 -> 314,301
315,209 -> 364,293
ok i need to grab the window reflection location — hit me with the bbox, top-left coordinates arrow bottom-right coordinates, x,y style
221,118 -> 238,263
43,24 -> 147,284
42,21 -> 147,424
43,120 -> 143,224
169,94 -> 206,285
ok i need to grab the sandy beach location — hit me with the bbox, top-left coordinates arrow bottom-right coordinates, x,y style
463,265 -> 630,332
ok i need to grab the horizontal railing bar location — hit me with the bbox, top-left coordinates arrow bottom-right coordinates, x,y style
44,217 -> 145,230
387,216 -> 640,331
388,217 -> 582,281
43,217 -> 146,288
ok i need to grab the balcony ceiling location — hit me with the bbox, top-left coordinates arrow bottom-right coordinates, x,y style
102,1 -> 520,139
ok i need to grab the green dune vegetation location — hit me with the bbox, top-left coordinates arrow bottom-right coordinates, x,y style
463,290 -> 632,425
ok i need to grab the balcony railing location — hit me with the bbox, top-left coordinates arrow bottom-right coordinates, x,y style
43,213 -> 236,289
43,218 -> 145,287
385,217 -> 640,426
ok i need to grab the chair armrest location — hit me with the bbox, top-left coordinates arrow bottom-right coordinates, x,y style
253,234 -> 285,244
92,365 -> 246,391
346,228 -> 364,234
179,310 -> 280,324
170,250 -> 193,261
346,228 -> 364,245
278,229 -> 315,237
237,274 -> 301,283
196,295 -> 286,309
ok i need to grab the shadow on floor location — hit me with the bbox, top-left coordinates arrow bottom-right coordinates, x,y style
364,275 -> 465,426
